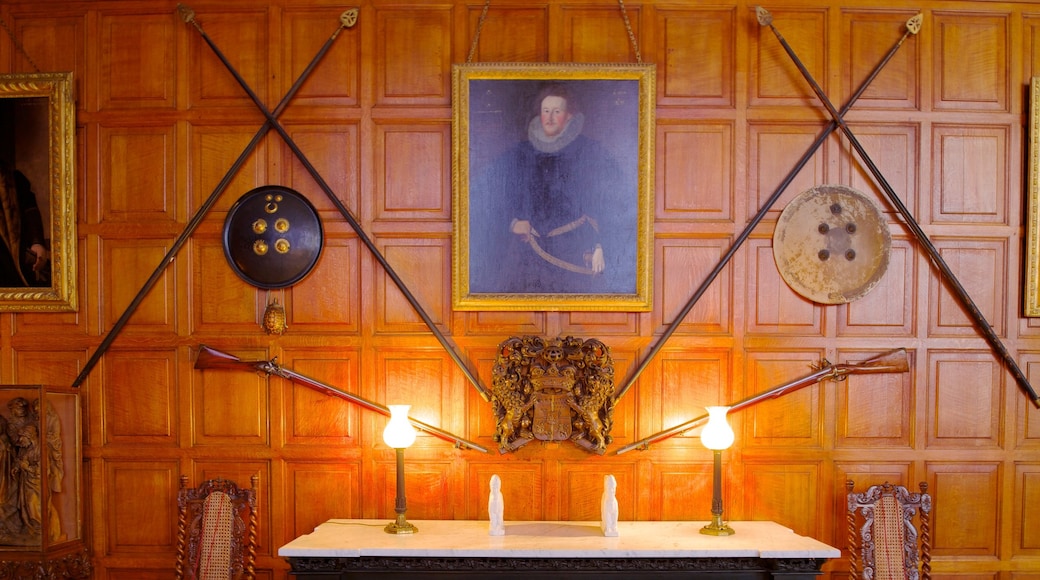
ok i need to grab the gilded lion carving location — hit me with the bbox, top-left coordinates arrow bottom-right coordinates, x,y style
490,336 -> 616,454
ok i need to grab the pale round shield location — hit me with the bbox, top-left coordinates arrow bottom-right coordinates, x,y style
772,184 -> 891,304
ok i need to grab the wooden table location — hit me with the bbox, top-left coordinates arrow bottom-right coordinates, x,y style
279,519 -> 840,579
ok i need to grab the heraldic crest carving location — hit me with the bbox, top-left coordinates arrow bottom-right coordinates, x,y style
490,335 -> 616,455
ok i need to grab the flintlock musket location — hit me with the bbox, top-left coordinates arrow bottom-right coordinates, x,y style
195,345 -> 488,453
615,348 -> 909,455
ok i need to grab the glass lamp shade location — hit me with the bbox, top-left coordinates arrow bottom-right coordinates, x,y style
700,406 -> 734,450
383,405 -> 417,449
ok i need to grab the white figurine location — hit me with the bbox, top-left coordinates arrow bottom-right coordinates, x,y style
488,474 -> 505,536
601,474 -> 619,537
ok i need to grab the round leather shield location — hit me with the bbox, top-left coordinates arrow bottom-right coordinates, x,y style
223,186 -> 323,289
773,184 -> 890,304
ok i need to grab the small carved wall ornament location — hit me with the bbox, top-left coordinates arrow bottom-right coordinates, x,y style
490,336 -> 616,454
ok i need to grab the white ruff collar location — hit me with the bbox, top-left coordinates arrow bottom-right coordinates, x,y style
527,113 -> 585,154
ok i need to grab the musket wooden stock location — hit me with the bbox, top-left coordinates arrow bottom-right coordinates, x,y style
195,345 -> 488,453
614,348 -> 909,455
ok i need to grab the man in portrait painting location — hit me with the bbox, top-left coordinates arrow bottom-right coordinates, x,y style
0,160 -> 50,288
469,80 -> 638,295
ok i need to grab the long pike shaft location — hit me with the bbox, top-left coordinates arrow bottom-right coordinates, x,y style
759,7 -> 1039,407
612,15 -> 920,403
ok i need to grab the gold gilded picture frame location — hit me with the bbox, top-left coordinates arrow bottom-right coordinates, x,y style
0,72 -> 77,312
1027,76 -> 1040,316
452,63 -> 654,312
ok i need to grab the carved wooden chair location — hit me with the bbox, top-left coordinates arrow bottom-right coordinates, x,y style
846,480 -> 932,580
175,475 -> 259,580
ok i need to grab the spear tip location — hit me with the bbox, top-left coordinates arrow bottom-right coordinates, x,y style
755,6 -> 773,27
906,13 -> 923,35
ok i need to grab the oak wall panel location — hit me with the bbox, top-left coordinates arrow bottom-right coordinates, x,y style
928,462 -> 1001,556
926,350 -> 1003,449
374,7 -> 452,105
744,350 -> 823,447
287,237 -> 360,330
653,461 -> 713,521
103,350 -> 176,444
560,6 -> 641,64
282,9 -> 360,107
839,123 -> 919,216
656,238 -> 731,334
192,239 -> 259,329
104,241 -> 177,330
374,457 -> 455,520
460,310 -> 548,336
15,14 -> 87,84
376,350 -> 454,438
835,348 -> 914,448
187,9 -> 269,108
282,351 -> 360,446
193,351 -> 270,446
654,8 -> 735,107
464,7 -> 548,63
932,12 -> 1009,112
747,123 -> 828,221
375,123 -> 451,221
744,461 -> 822,538
841,10 -> 920,110
100,125 -> 178,223
12,349 -> 84,390
746,241 -> 823,335
466,461 -> 545,521
558,311 -> 641,336
930,124 -> 1008,225
188,125 -> 268,214
837,241 -> 915,336
286,462 -> 361,536
928,239 -> 1007,336
750,8 -> 826,107
104,461 -> 178,553
376,239 -> 450,331
656,350 -> 730,438
656,122 -> 734,222
1015,464 -> 1040,555
558,463 -> 636,521
283,124 -> 360,217
99,13 -> 175,110
1021,355 -> 1040,446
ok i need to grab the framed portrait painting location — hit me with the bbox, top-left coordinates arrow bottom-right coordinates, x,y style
452,63 -> 654,311
0,72 -> 77,312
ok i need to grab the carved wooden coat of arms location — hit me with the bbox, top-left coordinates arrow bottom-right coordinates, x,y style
490,336 -> 616,454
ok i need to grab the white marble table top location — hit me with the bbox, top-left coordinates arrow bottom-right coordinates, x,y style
278,519 -> 840,560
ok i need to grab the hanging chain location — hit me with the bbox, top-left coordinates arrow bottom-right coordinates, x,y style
617,0 -> 642,64
466,0 -> 492,63
0,14 -> 40,73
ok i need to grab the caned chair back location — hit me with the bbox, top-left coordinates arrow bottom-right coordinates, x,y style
846,480 -> 931,580
175,475 -> 259,580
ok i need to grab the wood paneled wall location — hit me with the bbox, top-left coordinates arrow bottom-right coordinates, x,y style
1,0 -> 1039,577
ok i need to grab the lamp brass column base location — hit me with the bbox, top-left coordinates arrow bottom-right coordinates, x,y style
700,515 -> 735,536
385,514 -> 418,534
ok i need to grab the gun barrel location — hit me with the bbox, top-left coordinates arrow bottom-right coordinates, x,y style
615,348 -> 908,455
195,345 -> 488,453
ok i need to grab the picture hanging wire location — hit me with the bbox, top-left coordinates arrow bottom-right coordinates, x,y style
465,0 -> 642,64
0,15 -> 41,73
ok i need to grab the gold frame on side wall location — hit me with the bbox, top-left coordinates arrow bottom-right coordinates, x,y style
0,72 -> 77,312
451,63 -> 654,312
1026,77 -> 1040,316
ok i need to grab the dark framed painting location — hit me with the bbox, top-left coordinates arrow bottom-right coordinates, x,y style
0,72 -> 77,312
452,63 -> 654,311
